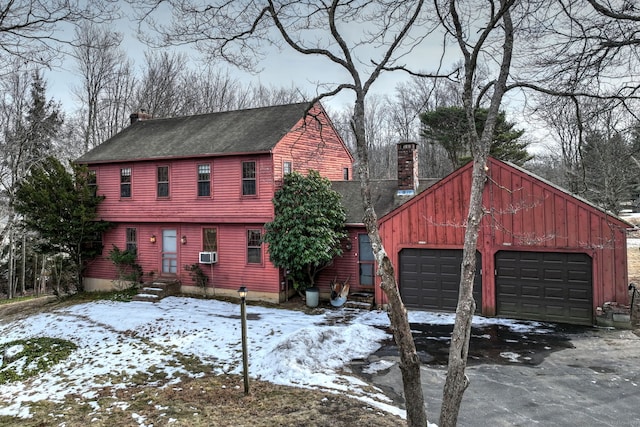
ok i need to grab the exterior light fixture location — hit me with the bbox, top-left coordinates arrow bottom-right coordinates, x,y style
345,241 -> 352,251
181,235 -> 187,245
238,286 -> 249,394
150,235 -> 156,244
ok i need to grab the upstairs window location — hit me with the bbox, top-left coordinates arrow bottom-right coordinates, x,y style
242,161 -> 256,196
126,228 -> 137,253
343,167 -> 349,180
157,166 -> 169,198
283,161 -> 292,175
120,168 -> 131,198
87,170 -> 97,196
247,229 -> 262,264
198,164 -> 211,197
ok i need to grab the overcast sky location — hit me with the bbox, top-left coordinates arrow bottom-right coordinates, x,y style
46,3 -> 456,115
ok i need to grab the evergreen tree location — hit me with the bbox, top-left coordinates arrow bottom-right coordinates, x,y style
420,107 -> 531,168
0,69 -> 64,297
582,130 -> 636,215
263,170 -> 347,293
13,156 -> 111,293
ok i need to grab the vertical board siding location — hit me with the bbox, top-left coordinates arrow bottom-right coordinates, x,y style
378,157 -> 630,315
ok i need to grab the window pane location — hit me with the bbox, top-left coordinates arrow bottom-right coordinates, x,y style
203,228 -> 217,252
248,248 -> 261,264
360,263 -> 374,286
242,180 -> 256,196
359,234 -> 375,261
247,229 -> 261,263
198,164 -> 211,197
242,161 -> 256,196
242,162 -> 255,179
157,166 -> 168,181
158,182 -> 169,197
121,184 -> 131,198
121,168 -> 131,198
198,164 -> 210,179
157,166 -> 169,197
283,161 -> 292,175
198,181 -> 210,197
126,228 -> 137,253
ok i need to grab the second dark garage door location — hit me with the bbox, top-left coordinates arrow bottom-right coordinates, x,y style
495,251 -> 593,325
399,248 -> 482,312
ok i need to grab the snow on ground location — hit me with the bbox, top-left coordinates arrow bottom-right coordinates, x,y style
0,297 -> 552,420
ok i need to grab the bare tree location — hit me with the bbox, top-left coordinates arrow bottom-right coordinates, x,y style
434,1 -> 516,425
130,1 -> 442,425
72,23 -> 130,151
0,67 -> 63,297
0,0 -> 118,71
134,50 -> 186,117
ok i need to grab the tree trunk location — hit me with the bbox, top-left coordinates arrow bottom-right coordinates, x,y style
353,96 -> 428,427
438,3 -> 514,424
439,158 -> 487,426
21,233 -> 26,295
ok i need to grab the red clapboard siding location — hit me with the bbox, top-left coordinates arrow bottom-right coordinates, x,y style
83,103 -> 354,300
93,155 -> 277,224
91,223 -> 279,293
316,229 -> 363,294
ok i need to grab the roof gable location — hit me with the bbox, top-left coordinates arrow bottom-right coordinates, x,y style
380,156 -> 631,229
77,102 -> 318,164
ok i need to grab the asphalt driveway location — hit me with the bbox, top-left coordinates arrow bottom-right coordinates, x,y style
354,326 -> 640,426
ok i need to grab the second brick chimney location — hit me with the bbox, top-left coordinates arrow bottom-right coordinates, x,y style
397,142 -> 419,195
130,109 -> 153,125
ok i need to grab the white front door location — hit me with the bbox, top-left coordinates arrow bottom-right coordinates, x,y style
162,229 -> 178,274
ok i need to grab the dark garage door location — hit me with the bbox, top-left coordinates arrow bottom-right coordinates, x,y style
399,248 -> 482,312
495,251 -> 593,325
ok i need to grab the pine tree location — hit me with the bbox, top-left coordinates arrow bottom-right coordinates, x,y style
420,107 -> 531,168
13,157 -> 111,293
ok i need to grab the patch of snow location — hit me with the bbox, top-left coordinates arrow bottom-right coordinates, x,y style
499,352 -> 521,363
0,297 -> 557,423
362,360 -> 396,374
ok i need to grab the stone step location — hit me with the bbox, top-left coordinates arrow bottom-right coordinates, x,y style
132,280 -> 180,303
345,292 -> 374,310
132,293 -> 160,303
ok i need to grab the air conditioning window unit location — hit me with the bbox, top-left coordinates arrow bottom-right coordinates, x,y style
199,251 -> 218,264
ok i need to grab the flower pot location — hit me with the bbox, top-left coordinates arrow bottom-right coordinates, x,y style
305,287 -> 319,308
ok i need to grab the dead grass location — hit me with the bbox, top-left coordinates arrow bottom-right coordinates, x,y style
0,374 -> 404,427
628,244 -> 640,285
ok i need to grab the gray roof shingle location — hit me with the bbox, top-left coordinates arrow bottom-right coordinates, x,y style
77,102 -> 312,163
333,179 -> 439,224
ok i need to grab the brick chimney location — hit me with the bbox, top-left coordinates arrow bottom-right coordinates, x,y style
129,109 -> 153,125
397,142 -> 419,195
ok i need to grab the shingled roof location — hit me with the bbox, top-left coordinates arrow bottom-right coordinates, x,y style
77,102 -> 313,163
333,179 -> 439,224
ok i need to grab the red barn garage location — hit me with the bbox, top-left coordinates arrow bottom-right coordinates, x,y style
378,157 -> 631,325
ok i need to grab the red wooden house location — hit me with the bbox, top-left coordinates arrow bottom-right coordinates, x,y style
78,102 -> 631,325
374,155 -> 631,325
77,102 -> 354,302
